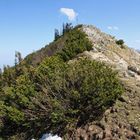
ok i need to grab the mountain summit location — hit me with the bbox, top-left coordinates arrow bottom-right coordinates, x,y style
64,25 -> 140,140
0,24 -> 140,140
82,25 -> 140,78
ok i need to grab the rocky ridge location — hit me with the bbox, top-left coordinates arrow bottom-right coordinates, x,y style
63,25 -> 140,140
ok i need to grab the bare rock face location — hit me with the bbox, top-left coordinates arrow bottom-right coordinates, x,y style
63,25 -> 140,140
82,25 -> 140,81
82,25 -> 116,48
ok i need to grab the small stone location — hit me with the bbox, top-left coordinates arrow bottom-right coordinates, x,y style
125,111 -> 129,116
126,130 -> 135,139
97,132 -> 104,139
127,70 -> 135,77
118,96 -> 126,102
110,107 -> 118,113
104,127 -> 112,138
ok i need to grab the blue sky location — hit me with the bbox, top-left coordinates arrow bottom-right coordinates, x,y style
0,0 -> 140,68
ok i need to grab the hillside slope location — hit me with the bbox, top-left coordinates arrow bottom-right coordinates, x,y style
63,25 -> 140,140
0,24 -> 140,140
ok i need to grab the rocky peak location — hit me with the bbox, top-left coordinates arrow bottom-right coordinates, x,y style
81,25 -> 140,81
64,25 -> 140,140
82,25 -> 116,48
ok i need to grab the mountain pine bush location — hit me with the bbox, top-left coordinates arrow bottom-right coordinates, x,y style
0,26 -> 124,139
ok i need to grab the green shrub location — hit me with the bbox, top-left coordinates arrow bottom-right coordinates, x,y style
116,39 -> 124,45
58,29 -> 92,61
0,26 -> 124,138
35,57 -> 123,133
5,106 -> 25,124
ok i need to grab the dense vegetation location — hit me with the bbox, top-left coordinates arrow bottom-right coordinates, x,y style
0,25 -> 123,139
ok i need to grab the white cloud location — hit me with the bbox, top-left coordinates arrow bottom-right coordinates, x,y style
60,8 -> 78,21
107,26 -> 119,30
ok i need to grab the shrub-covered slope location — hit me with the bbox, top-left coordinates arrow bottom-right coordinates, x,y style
0,25 -> 125,140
